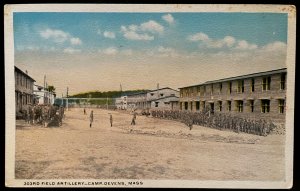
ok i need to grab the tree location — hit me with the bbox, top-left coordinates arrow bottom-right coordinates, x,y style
47,85 -> 56,93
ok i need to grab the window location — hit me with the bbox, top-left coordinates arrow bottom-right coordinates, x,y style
150,93 -> 154,96
262,76 -> 271,91
227,101 -> 231,111
261,99 -> 270,113
237,100 -> 243,112
280,73 -> 286,90
220,83 -> 222,93
201,101 -> 206,109
184,102 -> 188,110
203,86 -> 206,94
196,101 -> 200,110
197,87 -> 200,96
218,101 -> 222,111
211,84 -> 214,95
155,102 -> 159,107
160,93 -> 164,97
237,80 -> 244,93
249,100 -> 254,112
228,82 -> 232,94
278,99 -> 285,113
251,78 -> 255,92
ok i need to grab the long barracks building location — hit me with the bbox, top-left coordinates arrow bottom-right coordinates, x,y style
179,68 -> 287,124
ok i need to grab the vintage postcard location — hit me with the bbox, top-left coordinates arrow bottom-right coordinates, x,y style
5,4 -> 296,188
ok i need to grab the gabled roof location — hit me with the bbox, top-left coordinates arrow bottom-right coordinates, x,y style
126,91 -> 148,97
150,95 -> 179,102
126,87 -> 179,97
179,68 -> 287,89
147,87 -> 179,93
14,66 -> 36,82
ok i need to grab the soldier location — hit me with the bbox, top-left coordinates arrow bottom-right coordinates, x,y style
90,110 -> 94,128
131,112 -> 136,125
110,114 -> 113,127
84,108 -> 86,115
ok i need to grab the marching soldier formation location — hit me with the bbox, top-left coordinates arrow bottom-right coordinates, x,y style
22,105 -> 64,127
150,109 -> 276,136
19,102 -> 276,136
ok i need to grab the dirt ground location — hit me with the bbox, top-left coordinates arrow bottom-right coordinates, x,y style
15,108 -> 285,180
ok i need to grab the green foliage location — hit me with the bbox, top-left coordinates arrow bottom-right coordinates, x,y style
69,89 -> 149,98
47,85 -> 56,93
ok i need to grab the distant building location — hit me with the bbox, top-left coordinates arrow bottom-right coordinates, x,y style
119,87 -> 179,110
33,84 -> 55,105
15,66 -> 35,113
115,96 -> 128,110
145,87 -> 179,110
179,68 -> 287,124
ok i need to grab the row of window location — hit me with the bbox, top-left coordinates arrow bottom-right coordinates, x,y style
15,72 -> 34,90
16,92 -> 33,106
180,74 -> 286,97
182,99 -> 285,114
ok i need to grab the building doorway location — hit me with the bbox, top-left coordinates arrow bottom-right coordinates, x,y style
210,103 -> 214,114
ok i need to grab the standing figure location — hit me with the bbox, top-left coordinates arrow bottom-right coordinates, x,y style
131,112 -> 136,125
90,110 -> 94,128
110,114 -> 113,127
84,108 -> 86,115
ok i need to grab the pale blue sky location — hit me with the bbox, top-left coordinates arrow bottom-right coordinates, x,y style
14,12 -> 288,95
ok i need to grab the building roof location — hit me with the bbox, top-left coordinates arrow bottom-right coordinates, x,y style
126,91 -> 148,97
150,95 -> 179,102
126,87 -> 179,97
15,66 -> 36,82
179,68 -> 287,89
147,87 -> 179,93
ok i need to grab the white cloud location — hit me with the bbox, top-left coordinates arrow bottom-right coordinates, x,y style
140,20 -> 164,34
121,26 -> 154,41
103,31 -> 116,39
223,36 -> 236,47
120,20 -> 164,41
261,41 -> 286,52
156,46 -> 180,58
121,49 -> 133,56
39,28 -> 82,46
40,28 -> 69,43
70,37 -> 82,45
235,40 -> 257,50
158,46 -> 174,53
162,14 -> 174,24
63,48 -> 81,54
188,32 -> 210,42
188,32 -> 258,50
27,46 -> 40,51
101,47 -> 118,55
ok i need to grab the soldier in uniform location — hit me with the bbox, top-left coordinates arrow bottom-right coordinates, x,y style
90,110 -> 94,128
110,114 -> 113,127
131,112 -> 136,125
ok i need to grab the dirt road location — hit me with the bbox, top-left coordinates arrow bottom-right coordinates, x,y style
15,108 -> 285,180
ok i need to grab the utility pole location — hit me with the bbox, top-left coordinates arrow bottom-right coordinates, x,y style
66,87 -> 69,111
61,93 -> 64,107
157,83 -> 159,98
106,97 -> 108,110
44,75 -> 46,104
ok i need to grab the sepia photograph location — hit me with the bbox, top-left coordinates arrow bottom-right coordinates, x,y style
5,4 -> 295,188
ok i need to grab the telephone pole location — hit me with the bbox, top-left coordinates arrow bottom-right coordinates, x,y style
66,87 -> 69,111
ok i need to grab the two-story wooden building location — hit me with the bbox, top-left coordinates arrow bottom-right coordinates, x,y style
15,66 -> 35,114
179,68 -> 287,124
121,87 -> 179,110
